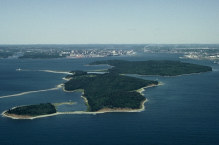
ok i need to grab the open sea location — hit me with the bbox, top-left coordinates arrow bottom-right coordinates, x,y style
0,53 -> 219,145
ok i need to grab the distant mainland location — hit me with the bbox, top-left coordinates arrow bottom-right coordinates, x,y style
2,60 -> 212,119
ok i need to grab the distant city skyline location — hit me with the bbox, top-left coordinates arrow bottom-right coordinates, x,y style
0,0 -> 219,44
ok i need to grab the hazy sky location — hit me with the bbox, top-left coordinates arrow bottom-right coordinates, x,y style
0,0 -> 219,44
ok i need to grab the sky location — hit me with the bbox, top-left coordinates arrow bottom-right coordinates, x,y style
0,0 -> 219,44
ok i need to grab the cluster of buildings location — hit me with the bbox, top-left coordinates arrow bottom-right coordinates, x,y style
144,46 -> 219,62
0,46 -> 136,59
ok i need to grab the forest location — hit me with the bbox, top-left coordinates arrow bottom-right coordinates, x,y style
65,72 -> 158,111
6,103 -> 56,116
90,60 -> 212,76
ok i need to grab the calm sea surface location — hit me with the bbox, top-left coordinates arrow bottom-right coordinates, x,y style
0,53 -> 219,145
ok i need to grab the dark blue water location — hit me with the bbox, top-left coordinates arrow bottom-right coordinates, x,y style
0,54 -> 219,145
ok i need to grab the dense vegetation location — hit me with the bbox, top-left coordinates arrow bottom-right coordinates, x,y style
6,103 -> 56,116
90,60 -> 212,76
65,73 -> 158,111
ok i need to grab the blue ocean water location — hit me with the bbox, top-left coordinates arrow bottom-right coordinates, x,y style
0,54 -> 219,145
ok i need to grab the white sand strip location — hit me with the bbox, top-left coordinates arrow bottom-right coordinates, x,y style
38,70 -> 72,75
0,84 -> 63,99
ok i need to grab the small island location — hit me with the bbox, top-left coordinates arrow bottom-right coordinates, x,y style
3,103 -> 56,119
2,60 -> 212,119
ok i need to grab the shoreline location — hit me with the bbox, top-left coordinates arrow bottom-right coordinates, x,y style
125,71 -> 212,78
2,82 -> 160,120
1,99 -> 148,120
136,83 -> 162,95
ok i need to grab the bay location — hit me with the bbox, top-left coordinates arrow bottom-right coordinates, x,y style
0,54 -> 219,145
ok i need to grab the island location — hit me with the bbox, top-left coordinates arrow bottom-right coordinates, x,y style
90,60 -> 212,76
64,60 -> 212,112
64,72 -> 158,111
2,60 -> 212,119
3,103 -> 56,119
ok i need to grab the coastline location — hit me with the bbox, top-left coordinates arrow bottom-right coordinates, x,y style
95,98 -> 148,113
1,99 -> 148,120
136,83 -> 162,95
62,77 -> 71,81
